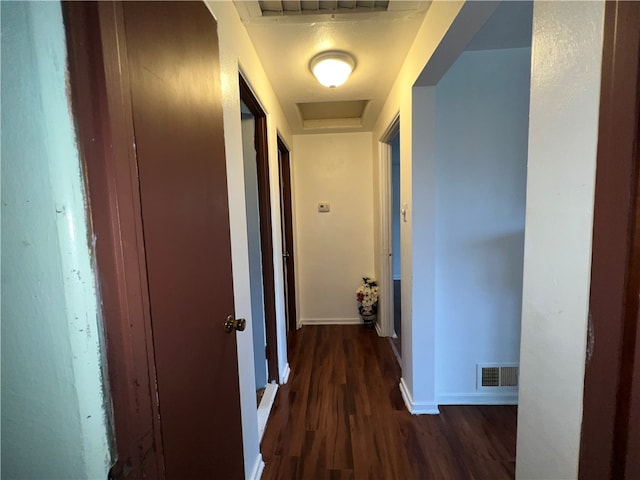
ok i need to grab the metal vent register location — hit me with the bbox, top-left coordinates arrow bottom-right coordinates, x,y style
258,1 -> 390,16
478,364 -> 519,388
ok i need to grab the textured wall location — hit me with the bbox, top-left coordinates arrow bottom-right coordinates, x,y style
293,132 -> 375,325
1,2 -> 111,478
516,2 -> 605,478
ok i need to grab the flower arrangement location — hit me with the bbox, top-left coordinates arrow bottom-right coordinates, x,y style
356,276 -> 379,321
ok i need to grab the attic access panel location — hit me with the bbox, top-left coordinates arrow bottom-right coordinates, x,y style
297,99 -> 370,129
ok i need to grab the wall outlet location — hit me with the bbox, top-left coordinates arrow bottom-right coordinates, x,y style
318,203 -> 330,213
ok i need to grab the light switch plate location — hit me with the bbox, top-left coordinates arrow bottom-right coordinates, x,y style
318,202 -> 330,213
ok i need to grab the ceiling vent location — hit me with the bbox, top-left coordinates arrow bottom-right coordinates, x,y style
477,364 -> 519,389
234,0 -> 431,22
259,1 -> 389,16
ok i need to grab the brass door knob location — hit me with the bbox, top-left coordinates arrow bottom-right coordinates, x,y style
225,315 -> 246,333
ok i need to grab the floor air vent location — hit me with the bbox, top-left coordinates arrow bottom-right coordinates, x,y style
500,366 -> 519,387
478,364 -> 519,389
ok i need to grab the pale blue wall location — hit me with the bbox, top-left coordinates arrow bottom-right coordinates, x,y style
241,112 -> 268,390
434,47 -> 531,402
391,135 -> 401,280
1,2 -> 112,477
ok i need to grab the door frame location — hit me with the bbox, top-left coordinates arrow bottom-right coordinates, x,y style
277,135 -> 298,333
377,115 -> 401,338
579,1 -> 640,478
239,75 -> 279,383
63,2 -> 165,477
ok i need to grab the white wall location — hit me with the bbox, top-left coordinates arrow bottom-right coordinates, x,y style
372,1 -> 497,413
403,86 -> 439,413
374,2 -> 604,473
392,1 -> 499,412
1,2 -> 111,477
205,3 -> 294,477
373,0 -> 467,290
293,133 -> 375,324
516,2 -> 605,479
434,47 -> 530,403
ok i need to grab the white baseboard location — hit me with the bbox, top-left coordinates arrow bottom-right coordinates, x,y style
257,383 -> 278,443
399,377 -> 439,414
300,317 -> 361,325
248,454 -> 265,480
437,392 -> 518,405
280,362 -> 291,384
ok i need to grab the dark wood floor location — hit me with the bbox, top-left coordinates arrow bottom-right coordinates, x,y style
261,325 -> 517,480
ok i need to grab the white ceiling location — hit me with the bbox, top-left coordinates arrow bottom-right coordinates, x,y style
234,0 -> 532,136
234,1 -> 432,134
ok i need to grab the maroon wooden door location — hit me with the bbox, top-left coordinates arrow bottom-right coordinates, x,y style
579,1 -> 640,478
121,2 -> 244,478
277,137 -> 298,333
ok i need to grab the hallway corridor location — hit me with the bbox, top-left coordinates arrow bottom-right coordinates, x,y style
261,326 -> 517,479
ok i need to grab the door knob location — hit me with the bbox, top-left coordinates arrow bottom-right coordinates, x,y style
225,315 -> 246,333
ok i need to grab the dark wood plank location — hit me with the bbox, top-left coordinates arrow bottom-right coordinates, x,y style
262,325 -> 517,479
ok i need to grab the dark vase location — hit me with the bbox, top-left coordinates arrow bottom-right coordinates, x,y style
359,304 -> 377,329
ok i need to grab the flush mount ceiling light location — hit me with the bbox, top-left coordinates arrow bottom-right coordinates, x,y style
310,51 -> 356,88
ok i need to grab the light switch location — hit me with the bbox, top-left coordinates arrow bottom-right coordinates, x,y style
318,202 -> 330,213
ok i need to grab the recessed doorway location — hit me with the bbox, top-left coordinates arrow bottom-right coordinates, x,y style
239,75 -> 279,440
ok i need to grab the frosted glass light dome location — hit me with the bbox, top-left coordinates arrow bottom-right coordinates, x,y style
310,52 -> 356,88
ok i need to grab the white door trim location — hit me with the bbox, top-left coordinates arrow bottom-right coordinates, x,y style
378,115 -> 400,338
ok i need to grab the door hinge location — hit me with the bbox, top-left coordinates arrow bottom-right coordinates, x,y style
265,344 -> 270,361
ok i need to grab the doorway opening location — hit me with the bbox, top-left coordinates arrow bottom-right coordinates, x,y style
239,75 -> 279,439
428,0 -> 531,407
380,2 -> 533,415
240,101 -> 268,399
422,2 -> 533,406
380,116 -> 402,361
390,130 -> 401,359
277,136 -> 298,336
